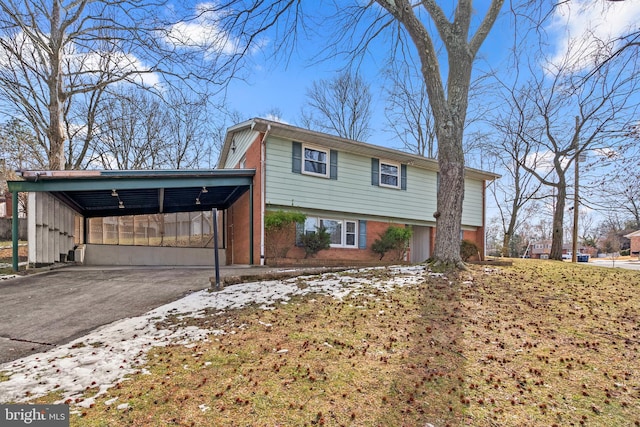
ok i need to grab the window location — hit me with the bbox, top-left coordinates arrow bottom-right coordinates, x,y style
380,161 -> 400,188
299,217 -> 358,248
303,145 -> 329,177
371,158 -> 407,190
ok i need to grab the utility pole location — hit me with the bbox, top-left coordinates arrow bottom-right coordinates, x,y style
572,116 -> 579,264
572,154 -> 579,263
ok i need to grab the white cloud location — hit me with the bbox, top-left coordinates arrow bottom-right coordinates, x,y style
0,31 -> 160,88
547,0 -> 640,71
164,3 -> 241,57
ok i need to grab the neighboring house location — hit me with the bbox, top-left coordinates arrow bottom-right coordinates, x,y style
624,230 -> 640,256
530,239 -> 595,260
530,239 -> 553,259
218,118 -> 499,265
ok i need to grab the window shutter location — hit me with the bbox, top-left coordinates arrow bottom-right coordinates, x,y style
401,164 -> 407,190
358,220 -> 367,249
371,158 -> 379,186
292,142 -> 302,174
330,150 -> 338,180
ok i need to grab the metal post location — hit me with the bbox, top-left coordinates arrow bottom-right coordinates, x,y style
212,208 -> 220,290
12,191 -> 19,271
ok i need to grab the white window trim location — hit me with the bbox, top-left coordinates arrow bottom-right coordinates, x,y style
379,160 -> 401,189
302,144 -> 330,178
308,217 -> 358,248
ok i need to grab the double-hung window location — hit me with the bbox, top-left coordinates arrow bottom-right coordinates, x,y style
380,161 -> 400,188
303,145 -> 329,177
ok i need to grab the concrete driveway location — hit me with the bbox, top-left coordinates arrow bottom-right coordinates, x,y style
0,266 -> 250,364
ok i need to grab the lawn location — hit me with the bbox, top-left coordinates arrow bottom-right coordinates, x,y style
4,260 -> 639,426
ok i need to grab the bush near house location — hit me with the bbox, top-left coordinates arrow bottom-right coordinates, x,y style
299,225 -> 331,258
371,225 -> 412,261
460,239 -> 479,261
265,210 -> 306,263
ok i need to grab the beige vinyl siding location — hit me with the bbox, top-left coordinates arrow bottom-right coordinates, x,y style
265,136 -> 438,224
462,178 -> 484,227
222,128 -> 259,168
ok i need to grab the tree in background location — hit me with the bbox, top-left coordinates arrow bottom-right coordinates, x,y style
300,71 -> 372,141
497,36 -> 638,260
383,58 -> 436,158
0,0 -> 244,170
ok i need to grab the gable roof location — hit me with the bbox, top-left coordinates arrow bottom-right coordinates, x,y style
219,118 -> 500,181
624,230 -> 640,238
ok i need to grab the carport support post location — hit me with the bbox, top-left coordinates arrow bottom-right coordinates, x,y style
212,208 -> 220,290
12,191 -> 19,271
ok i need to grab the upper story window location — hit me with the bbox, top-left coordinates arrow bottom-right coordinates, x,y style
293,142 -> 337,180
380,161 -> 400,188
303,145 -> 329,177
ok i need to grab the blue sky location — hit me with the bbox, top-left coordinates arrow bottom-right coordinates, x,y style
216,1 -> 640,155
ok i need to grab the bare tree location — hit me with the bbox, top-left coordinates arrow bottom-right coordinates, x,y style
208,0 -> 505,268
0,0 -> 245,170
300,71 -> 372,141
383,59 -> 436,158
89,87 -> 213,170
500,34 -> 639,260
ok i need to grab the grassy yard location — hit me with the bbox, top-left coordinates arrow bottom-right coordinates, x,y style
0,241 -> 27,275
14,260 -> 640,426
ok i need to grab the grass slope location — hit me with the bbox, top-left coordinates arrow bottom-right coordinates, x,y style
24,261 -> 640,426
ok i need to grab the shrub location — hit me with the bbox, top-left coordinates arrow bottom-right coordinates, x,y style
620,249 -> 630,256
371,226 -> 412,261
299,225 -> 331,258
460,239 -> 479,261
265,210 -> 306,262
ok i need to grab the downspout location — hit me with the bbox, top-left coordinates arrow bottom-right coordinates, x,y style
260,124 -> 271,266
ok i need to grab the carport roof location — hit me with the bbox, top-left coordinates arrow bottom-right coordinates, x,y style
7,169 -> 255,217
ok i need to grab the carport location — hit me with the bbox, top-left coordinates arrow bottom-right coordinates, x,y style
6,169 -> 256,271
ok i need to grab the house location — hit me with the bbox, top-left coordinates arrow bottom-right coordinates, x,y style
529,239 -> 596,260
624,230 -> 640,257
218,118 -> 498,265
7,118 -> 497,269
530,239 -> 553,259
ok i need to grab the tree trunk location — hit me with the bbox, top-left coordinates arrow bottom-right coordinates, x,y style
47,0 -> 66,170
433,155 -> 465,267
550,183 -> 566,260
502,233 -> 511,257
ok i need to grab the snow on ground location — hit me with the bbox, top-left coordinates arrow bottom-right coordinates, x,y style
0,265 -> 431,407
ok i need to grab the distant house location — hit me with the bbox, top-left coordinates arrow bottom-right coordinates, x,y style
218,118 -> 499,265
530,239 -> 553,259
530,239 -> 595,259
624,230 -> 640,256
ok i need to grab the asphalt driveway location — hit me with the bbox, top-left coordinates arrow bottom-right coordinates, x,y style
0,266 -> 237,364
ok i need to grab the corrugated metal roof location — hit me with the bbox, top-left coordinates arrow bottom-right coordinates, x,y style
8,169 -> 255,217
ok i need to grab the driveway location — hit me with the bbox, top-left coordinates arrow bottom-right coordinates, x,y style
0,265 -> 265,364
